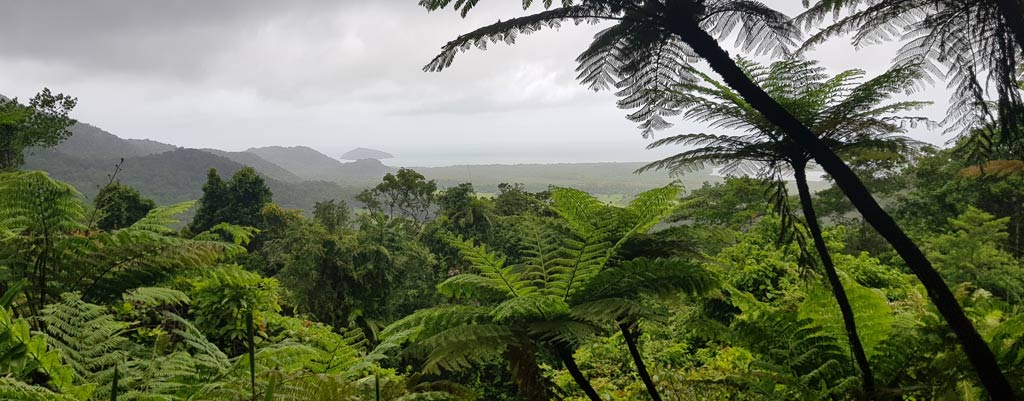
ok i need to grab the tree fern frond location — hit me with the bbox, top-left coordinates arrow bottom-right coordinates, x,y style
419,324 -> 515,374
443,233 -> 533,297
121,287 -> 190,308
39,293 -> 129,395
490,294 -> 570,323
0,378 -> 85,401
574,258 -> 718,302
125,201 -> 195,234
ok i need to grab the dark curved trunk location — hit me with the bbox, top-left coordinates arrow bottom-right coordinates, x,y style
619,322 -> 662,401
996,0 -> 1024,54
794,168 -> 875,398
554,345 -> 602,401
666,17 -> 1017,400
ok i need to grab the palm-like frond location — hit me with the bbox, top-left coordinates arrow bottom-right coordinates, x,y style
442,234 -> 534,297
573,258 -> 718,302
39,293 -> 128,399
799,0 -> 1024,159
0,172 -> 251,307
420,0 -> 799,137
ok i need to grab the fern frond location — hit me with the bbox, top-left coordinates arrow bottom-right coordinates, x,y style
39,293 -> 129,397
121,287 -> 190,308
419,324 -> 515,374
574,258 -> 718,302
443,234 -> 533,298
490,294 -> 570,323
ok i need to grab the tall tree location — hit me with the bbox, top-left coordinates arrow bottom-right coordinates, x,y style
416,1 -> 1015,397
189,169 -> 230,234
312,199 -> 350,235
93,181 -> 156,231
225,167 -> 273,229
0,89 -> 77,171
357,168 -> 437,223
639,59 -> 926,397
188,167 -> 272,234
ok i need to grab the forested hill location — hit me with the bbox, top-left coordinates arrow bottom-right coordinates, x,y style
23,123 -> 362,212
24,119 -> 813,213
26,120 -> 755,205
24,147 -> 361,212
50,122 -> 179,159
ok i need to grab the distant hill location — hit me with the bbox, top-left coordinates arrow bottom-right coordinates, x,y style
415,162 -> 711,195
21,115 -> 824,213
245,146 -> 396,184
25,148 -> 361,213
23,124 -> 361,215
341,147 -> 393,160
45,123 -> 178,160
245,146 -> 347,181
203,149 -> 303,183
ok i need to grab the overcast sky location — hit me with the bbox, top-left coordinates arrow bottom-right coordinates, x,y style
0,1 -> 951,166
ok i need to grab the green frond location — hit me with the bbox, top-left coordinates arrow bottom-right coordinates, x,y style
193,222 -> 260,248
0,378 -> 85,401
436,274 -> 509,300
526,319 -> 602,347
125,201 -> 195,234
381,305 -> 492,343
548,187 -> 608,234
121,287 -> 190,308
798,276 -> 894,358
514,216 -> 565,291
443,233 -> 533,297
0,171 -> 85,234
490,294 -> 570,323
569,297 -> 655,324
620,184 -> 682,234
419,324 -> 515,374
38,294 -> 129,397
573,258 -> 718,302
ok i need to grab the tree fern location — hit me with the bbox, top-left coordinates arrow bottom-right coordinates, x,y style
38,293 -> 129,400
798,276 -> 895,358
0,378 -> 84,401
799,0 -> 1024,160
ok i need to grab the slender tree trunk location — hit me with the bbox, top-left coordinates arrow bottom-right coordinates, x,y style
794,168 -> 875,399
996,0 -> 1024,54
554,345 -> 602,401
619,322 -> 662,401
667,16 -> 1017,400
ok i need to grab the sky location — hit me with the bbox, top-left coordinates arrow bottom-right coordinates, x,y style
0,1 -> 952,167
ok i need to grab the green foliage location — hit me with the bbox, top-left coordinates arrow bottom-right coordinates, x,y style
7,151 -> 1024,401
798,278 -> 894,358
358,168 -> 437,223
92,181 -> 156,231
188,167 -> 273,234
313,199 -> 350,235
188,264 -> 282,351
924,207 -> 1024,302
0,89 -> 77,171
493,183 -> 549,217
0,172 -> 243,312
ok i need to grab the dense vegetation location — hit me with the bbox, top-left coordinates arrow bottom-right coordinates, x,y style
2,0 -> 1024,400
